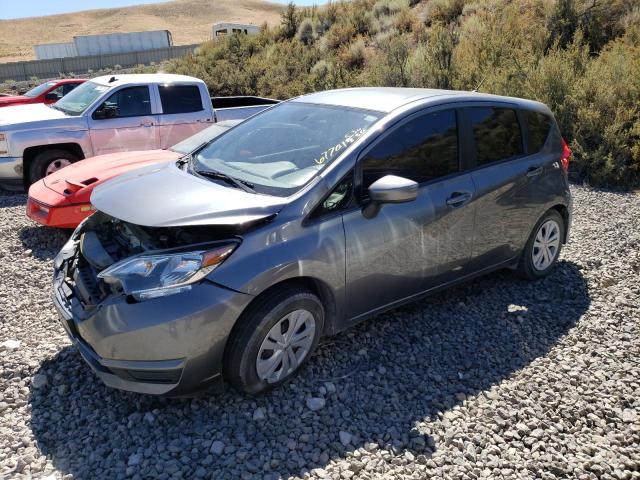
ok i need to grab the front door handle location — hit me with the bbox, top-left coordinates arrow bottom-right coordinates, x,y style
446,191 -> 472,207
140,121 -> 154,127
526,166 -> 543,177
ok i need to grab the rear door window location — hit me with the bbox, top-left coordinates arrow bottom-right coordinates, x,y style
159,85 -> 204,114
361,109 -> 459,189
470,107 -> 523,166
525,110 -> 552,153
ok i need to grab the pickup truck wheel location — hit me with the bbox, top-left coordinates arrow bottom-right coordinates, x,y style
28,149 -> 78,184
224,287 -> 324,395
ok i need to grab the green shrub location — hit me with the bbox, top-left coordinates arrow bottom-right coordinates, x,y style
297,18 -> 315,45
571,39 -> 640,186
340,37 -> 367,69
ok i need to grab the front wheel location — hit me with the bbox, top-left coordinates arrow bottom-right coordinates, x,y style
28,149 -> 78,185
517,210 -> 565,280
224,287 -> 324,394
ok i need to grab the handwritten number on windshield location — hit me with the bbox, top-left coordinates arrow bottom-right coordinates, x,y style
314,129 -> 366,165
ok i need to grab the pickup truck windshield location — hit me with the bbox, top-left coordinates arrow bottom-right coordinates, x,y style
24,82 -> 56,98
193,103 -> 382,196
53,81 -> 110,116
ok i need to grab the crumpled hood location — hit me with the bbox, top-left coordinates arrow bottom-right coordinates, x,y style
42,149 -> 180,203
0,103 -> 77,130
91,161 -> 287,227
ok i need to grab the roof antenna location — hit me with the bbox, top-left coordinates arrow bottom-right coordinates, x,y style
472,73 -> 487,93
108,76 -> 117,83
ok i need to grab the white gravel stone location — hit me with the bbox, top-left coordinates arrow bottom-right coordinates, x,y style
31,374 -> 48,389
306,397 -> 326,411
1,339 -> 21,350
210,440 -> 225,455
339,431 -> 352,446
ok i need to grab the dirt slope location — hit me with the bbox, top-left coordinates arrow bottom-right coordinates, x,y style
0,0 -> 284,63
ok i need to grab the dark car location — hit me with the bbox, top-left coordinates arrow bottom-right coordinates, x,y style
52,88 -> 572,396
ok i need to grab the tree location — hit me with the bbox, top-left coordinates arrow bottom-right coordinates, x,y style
280,2 -> 300,40
547,0 -> 579,50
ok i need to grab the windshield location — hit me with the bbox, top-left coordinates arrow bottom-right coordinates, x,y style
24,82 -> 56,98
193,102 -> 382,196
171,121 -> 238,155
53,81 -> 110,116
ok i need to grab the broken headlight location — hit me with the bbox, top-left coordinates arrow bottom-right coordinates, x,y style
97,243 -> 237,300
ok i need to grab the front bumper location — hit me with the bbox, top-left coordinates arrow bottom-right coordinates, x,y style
0,156 -> 23,186
52,238 -> 252,395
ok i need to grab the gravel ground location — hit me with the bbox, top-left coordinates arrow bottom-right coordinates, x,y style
0,185 -> 638,480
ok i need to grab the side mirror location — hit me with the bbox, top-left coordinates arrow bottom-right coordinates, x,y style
93,105 -> 118,120
363,175 -> 418,218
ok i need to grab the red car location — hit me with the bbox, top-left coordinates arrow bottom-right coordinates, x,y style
0,79 -> 85,108
26,121 -> 236,228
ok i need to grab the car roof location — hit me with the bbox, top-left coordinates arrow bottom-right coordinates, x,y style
293,87 -> 549,114
54,79 -> 86,84
90,73 -> 203,87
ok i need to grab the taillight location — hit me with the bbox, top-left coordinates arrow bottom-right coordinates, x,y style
561,138 -> 571,174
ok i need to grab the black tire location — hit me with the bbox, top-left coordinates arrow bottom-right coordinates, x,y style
224,286 -> 324,395
516,209 -> 565,280
28,149 -> 78,185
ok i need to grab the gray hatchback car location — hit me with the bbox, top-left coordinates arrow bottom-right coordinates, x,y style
52,88 -> 572,395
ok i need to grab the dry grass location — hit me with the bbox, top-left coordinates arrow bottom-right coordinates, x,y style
0,0 -> 284,63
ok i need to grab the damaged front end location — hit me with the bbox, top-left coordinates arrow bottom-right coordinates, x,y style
54,211 -> 260,310
52,211 -> 261,395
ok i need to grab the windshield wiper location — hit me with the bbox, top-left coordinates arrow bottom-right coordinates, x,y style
195,169 -> 256,193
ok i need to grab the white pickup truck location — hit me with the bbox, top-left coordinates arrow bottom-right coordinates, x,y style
0,74 -> 278,187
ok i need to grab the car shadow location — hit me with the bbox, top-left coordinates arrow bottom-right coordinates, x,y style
19,225 -> 70,261
28,260 -> 589,479
0,190 -> 26,207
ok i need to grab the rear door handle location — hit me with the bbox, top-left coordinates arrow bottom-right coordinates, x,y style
526,166 -> 543,177
446,191 -> 472,207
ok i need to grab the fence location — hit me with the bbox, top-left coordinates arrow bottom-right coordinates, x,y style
0,44 -> 200,82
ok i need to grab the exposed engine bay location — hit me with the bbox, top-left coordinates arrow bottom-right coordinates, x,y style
57,211 -> 268,309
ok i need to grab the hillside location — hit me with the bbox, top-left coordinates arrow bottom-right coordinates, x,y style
0,0 -> 284,62
169,0 -> 640,188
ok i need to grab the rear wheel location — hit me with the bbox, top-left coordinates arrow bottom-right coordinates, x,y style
224,286 -> 324,394
517,210 -> 564,280
28,149 -> 78,185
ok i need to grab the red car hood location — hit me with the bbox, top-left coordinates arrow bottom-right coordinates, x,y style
41,149 -> 181,205
0,95 -> 29,106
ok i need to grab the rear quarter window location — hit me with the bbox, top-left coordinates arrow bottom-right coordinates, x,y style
525,110 -> 553,153
470,107 -> 523,166
159,85 -> 204,114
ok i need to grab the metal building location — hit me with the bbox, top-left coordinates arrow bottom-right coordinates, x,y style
34,42 -> 79,60
34,30 -> 173,59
